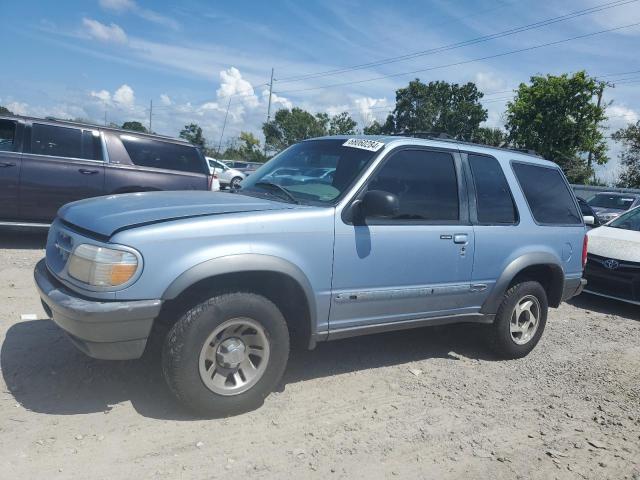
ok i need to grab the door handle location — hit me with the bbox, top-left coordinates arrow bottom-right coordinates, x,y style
0,161 -> 16,168
78,168 -> 99,175
453,234 -> 468,244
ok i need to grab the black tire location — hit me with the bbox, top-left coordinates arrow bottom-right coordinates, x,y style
162,293 -> 290,417
488,281 -> 548,359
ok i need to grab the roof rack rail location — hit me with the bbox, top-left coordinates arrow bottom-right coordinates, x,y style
387,130 -> 542,158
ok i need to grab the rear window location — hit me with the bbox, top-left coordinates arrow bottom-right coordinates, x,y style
121,136 -> 206,174
587,193 -> 635,210
512,162 -> 581,225
469,154 -> 517,224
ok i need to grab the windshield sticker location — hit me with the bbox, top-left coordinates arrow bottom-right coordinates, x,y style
343,138 -> 385,152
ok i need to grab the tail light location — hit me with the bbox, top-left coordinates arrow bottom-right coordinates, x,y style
208,174 -> 218,191
582,234 -> 588,269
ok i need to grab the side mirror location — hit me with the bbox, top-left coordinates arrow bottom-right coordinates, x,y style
355,190 -> 399,221
583,215 -> 595,226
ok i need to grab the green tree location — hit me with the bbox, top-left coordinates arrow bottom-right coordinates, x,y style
121,121 -> 148,133
263,108 -> 328,152
222,131 -> 267,162
180,123 -> 206,148
363,120 -> 384,135
383,79 -> 487,140
472,127 -> 508,147
505,71 -> 608,183
328,112 -> 357,135
0,105 -> 14,115
613,121 -> 640,188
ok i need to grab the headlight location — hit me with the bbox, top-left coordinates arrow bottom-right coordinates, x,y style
67,244 -> 140,287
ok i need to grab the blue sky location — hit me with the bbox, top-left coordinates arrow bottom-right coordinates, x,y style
2,0 -> 640,180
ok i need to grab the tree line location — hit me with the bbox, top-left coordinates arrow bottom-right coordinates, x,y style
3,70 -> 639,186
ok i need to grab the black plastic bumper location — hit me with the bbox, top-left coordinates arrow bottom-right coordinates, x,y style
34,259 -> 162,360
561,277 -> 587,302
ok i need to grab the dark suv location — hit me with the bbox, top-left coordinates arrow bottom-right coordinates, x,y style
0,115 -> 212,226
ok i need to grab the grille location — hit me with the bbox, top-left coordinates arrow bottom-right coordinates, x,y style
585,253 -> 640,301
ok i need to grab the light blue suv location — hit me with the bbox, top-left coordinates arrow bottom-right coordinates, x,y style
34,135 -> 587,416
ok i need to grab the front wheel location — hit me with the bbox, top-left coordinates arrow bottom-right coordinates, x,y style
162,293 -> 290,417
488,281 -> 548,359
230,176 -> 242,189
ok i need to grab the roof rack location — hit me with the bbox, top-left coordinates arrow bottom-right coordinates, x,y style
389,131 -> 542,158
0,113 -> 191,144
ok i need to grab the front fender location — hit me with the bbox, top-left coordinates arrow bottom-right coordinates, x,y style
162,253 -> 317,334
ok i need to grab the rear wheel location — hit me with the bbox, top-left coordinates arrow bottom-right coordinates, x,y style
488,281 -> 548,359
162,293 -> 289,417
230,176 -> 242,189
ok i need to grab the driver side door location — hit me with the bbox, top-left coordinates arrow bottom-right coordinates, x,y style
330,147 -> 476,332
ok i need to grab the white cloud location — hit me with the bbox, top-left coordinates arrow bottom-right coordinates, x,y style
608,104 -> 639,125
99,0 -> 179,30
354,97 -> 389,125
263,90 -> 293,110
113,84 -> 135,107
159,93 -> 172,106
82,18 -> 127,44
474,72 -> 506,93
6,101 -> 29,116
90,89 -> 111,103
217,67 -> 258,107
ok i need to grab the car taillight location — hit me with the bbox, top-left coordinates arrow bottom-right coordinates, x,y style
582,234 -> 588,269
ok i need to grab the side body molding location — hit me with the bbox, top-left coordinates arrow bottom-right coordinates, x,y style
162,253 -> 318,338
480,252 -> 564,314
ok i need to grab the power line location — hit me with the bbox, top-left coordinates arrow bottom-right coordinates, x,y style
274,21 -> 640,95
276,0 -> 638,84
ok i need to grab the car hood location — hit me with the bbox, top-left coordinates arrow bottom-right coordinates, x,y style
587,226 -> 640,263
58,191 -> 294,237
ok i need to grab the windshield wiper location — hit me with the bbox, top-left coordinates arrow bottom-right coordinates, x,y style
254,181 -> 299,204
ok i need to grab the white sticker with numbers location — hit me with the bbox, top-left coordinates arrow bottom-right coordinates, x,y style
342,138 -> 385,152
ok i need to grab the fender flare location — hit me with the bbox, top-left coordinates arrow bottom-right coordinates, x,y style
480,252 -> 564,314
162,253 -> 317,339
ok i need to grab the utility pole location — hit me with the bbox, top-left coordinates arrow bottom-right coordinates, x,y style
217,97 -> 232,156
149,100 -> 153,132
587,82 -> 605,182
263,68 -> 274,157
104,110 -> 107,126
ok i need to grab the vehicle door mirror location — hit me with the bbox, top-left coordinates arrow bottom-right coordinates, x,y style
355,190 -> 399,221
583,215 -> 595,226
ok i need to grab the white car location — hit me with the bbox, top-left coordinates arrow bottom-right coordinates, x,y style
206,157 -> 246,189
583,206 -> 640,304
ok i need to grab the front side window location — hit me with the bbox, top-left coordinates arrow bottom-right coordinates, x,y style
469,154 -> 517,224
31,123 -> 83,159
512,162 -> 581,225
121,136 -> 207,174
366,149 -> 459,221
0,119 -> 16,152
240,139 -> 379,204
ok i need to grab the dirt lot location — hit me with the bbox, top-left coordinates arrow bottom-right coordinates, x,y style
0,231 -> 639,480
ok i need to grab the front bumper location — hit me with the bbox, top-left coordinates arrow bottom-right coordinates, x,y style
34,259 -> 162,360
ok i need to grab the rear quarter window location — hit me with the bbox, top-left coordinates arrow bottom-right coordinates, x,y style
512,162 -> 581,225
121,136 -> 207,174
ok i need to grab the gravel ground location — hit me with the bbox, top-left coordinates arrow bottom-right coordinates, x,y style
1,230 -> 639,480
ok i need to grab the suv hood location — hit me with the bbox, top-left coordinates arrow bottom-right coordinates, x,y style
58,191 -> 294,237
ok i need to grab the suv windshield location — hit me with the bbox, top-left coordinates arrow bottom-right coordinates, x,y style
608,207 -> 640,231
239,139 -> 380,204
588,193 -> 635,210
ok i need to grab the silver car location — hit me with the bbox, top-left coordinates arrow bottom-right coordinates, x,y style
206,157 -> 245,189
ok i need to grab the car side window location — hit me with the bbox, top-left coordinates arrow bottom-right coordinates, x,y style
120,136 -> 207,174
81,130 -> 103,161
469,154 -> 517,224
512,162 -> 581,225
367,149 -> 459,221
0,119 -> 17,152
31,123 -> 83,159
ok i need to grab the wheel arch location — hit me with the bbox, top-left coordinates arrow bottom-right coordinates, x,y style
481,252 -> 565,314
160,254 -> 317,349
